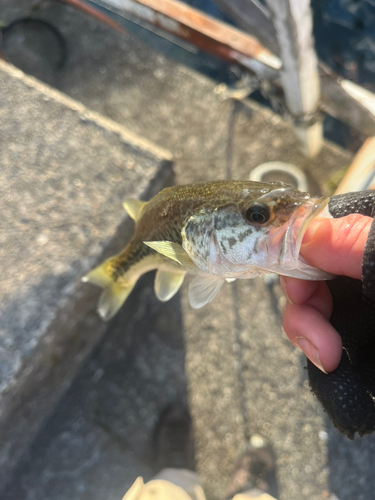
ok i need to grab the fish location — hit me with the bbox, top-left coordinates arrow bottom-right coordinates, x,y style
82,180 -> 333,321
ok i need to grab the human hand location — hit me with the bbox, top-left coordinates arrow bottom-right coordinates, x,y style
279,190 -> 375,437
281,214 -> 372,373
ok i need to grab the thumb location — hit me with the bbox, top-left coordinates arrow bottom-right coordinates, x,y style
301,214 -> 372,280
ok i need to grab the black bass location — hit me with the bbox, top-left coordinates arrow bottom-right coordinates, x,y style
83,180 -> 332,320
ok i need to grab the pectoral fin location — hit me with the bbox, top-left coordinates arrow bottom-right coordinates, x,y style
144,241 -> 193,269
188,275 -> 224,309
154,269 -> 186,301
123,199 -> 146,221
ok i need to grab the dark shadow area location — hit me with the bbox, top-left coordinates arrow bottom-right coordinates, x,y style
326,415 -> 375,500
297,349 -> 375,500
3,273 -> 189,500
1,17 -> 67,82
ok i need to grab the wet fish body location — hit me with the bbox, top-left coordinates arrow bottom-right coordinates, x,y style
83,180 -> 332,320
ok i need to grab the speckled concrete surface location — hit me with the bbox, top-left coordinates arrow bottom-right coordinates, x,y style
0,59 -> 172,488
2,1 -> 375,500
2,275 -> 188,500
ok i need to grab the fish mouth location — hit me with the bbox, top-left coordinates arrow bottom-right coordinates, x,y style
273,196 -> 329,271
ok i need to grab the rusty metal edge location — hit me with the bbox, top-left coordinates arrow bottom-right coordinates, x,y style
77,0 -> 375,136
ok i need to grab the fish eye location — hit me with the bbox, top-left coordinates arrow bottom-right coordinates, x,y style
244,204 -> 270,225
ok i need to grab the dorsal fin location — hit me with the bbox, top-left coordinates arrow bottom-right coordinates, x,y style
123,199 -> 146,222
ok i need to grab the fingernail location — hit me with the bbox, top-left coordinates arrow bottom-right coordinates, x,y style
279,276 -> 294,304
294,337 -> 328,374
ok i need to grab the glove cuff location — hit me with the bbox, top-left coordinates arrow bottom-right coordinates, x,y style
362,217 -> 375,303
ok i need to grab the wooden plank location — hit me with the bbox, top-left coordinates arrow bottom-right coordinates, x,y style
93,0 -> 281,77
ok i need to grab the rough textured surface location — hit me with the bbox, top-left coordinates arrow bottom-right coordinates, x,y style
3,275 -> 188,500
0,59 -> 172,488
2,1 -> 375,500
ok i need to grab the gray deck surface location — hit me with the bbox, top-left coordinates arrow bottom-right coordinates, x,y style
1,1 -> 375,500
0,58 -> 172,489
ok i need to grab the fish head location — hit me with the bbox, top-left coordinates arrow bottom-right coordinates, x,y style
182,182 -> 331,280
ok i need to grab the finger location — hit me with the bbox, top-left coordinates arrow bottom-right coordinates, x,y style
283,301 -> 342,373
279,276 -> 332,318
280,277 -> 339,372
301,214 -> 372,279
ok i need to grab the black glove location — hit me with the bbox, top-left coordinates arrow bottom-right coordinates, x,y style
307,190 -> 375,438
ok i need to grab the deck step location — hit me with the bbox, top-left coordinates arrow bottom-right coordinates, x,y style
0,59 -> 173,488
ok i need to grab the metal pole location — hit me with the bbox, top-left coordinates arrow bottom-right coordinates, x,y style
264,0 -> 323,156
